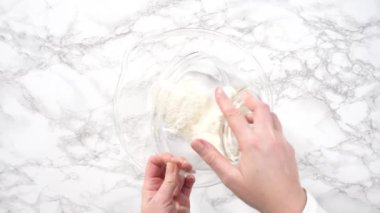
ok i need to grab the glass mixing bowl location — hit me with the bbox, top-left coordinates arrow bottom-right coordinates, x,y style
114,29 -> 272,187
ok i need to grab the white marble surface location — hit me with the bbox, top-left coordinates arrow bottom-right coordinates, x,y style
1,0 -> 380,212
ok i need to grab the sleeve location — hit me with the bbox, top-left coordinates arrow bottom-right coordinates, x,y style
302,190 -> 326,213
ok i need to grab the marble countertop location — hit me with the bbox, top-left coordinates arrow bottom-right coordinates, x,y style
1,0 -> 380,212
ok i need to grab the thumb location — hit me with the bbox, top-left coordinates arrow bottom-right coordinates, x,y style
156,162 -> 179,201
191,139 -> 238,184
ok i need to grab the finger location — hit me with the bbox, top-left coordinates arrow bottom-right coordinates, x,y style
271,112 -> 282,132
243,91 -> 273,129
174,174 -> 185,196
142,154 -> 193,204
181,175 -> 195,197
175,156 -> 193,172
174,193 -> 191,211
245,112 -> 254,124
142,154 -> 174,202
215,87 -> 252,145
142,153 -> 181,198
145,153 -> 193,178
144,153 -> 173,178
191,139 -> 240,185
156,162 -> 179,201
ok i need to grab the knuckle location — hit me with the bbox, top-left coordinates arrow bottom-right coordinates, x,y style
161,152 -> 173,159
242,134 -> 258,149
166,152 -> 174,157
246,138 -> 259,150
256,127 -> 277,142
164,179 -> 176,185
147,155 -> 156,162
204,152 -> 217,167
224,107 -> 241,119
221,172 -> 237,185
172,156 -> 183,163
268,137 -> 286,151
259,103 -> 270,112
266,134 -> 279,146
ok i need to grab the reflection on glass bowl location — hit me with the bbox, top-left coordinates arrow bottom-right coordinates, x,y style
114,29 -> 272,187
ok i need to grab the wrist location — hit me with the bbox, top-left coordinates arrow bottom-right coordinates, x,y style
281,187 -> 307,213
289,188 -> 307,213
263,187 -> 306,213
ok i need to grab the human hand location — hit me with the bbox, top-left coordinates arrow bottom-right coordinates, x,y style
191,87 -> 306,213
141,153 -> 195,213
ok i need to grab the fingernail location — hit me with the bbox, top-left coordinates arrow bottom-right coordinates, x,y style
192,139 -> 209,152
190,175 -> 196,184
215,87 -> 224,97
198,139 -> 209,148
186,175 -> 196,185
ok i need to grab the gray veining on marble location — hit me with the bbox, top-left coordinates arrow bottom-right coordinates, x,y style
0,0 -> 379,212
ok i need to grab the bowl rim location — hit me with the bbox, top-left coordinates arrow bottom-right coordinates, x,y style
112,28 -> 272,187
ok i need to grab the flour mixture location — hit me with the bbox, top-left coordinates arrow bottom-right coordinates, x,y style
155,74 -> 236,156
